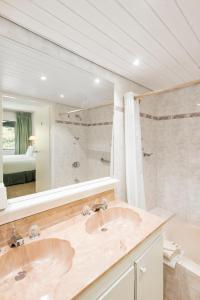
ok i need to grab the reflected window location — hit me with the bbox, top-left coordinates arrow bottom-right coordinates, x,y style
2,121 -> 16,152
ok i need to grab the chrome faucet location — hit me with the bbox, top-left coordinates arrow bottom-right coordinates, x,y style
82,199 -> 109,216
9,225 -> 24,248
92,199 -> 108,212
28,224 -> 40,240
82,205 -> 91,216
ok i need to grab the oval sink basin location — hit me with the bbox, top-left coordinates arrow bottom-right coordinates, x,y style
85,207 -> 142,234
0,238 -> 74,299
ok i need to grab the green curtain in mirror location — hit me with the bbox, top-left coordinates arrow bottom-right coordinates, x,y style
15,112 -> 32,154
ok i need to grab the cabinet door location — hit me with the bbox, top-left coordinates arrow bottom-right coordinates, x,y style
98,265 -> 134,300
135,237 -> 163,300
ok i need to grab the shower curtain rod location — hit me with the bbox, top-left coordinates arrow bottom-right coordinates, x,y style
59,108 -> 85,115
59,102 -> 113,115
134,78 -> 200,100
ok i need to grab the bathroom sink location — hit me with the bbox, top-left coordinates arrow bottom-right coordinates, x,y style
85,207 -> 142,234
0,238 -> 74,299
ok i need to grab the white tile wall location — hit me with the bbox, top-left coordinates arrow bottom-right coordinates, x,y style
141,84 -> 200,225
52,104 -> 113,187
87,105 -> 113,181
140,117 -> 157,210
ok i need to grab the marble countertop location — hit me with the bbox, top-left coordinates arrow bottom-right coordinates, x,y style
0,201 -> 166,300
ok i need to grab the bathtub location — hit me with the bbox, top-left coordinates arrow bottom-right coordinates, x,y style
163,217 -> 200,300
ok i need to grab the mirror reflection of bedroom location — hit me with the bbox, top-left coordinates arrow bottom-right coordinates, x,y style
0,34 -> 114,201
3,107 -> 35,198
2,98 -> 50,199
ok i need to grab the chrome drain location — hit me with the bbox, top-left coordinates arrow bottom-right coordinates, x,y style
15,271 -> 27,281
101,227 -> 108,232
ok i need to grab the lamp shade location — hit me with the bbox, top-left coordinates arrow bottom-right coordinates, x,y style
29,135 -> 36,141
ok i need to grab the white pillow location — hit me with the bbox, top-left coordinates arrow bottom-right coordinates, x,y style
26,145 -> 34,157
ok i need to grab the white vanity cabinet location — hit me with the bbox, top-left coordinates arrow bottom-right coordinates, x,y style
77,232 -> 163,300
98,266 -> 135,300
135,236 -> 163,300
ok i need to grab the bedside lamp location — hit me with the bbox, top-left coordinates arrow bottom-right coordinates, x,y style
29,135 -> 36,145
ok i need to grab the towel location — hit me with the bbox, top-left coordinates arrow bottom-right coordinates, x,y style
163,239 -> 184,268
164,252 -> 184,269
163,239 -> 181,261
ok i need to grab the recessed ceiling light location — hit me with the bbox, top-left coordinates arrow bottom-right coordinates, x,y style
60,94 -> 64,98
133,58 -> 140,66
197,103 -> 200,106
40,75 -> 47,81
94,78 -> 100,84
3,95 -> 15,99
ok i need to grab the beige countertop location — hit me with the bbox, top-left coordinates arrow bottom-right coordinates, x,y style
0,201 -> 166,300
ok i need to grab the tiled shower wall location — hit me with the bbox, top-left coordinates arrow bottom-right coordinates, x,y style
52,104 -> 88,187
52,103 -> 113,188
141,84 -> 200,226
87,105 -> 113,180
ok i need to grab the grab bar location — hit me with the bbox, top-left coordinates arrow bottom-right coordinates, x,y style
101,157 -> 110,164
143,152 -> 153,157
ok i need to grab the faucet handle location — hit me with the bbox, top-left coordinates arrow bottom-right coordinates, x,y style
101,198 -> 108,209
29,224 -> 40,240
9,225 -> 24,248
11,224 -> 17,235
82,205 -> 91,216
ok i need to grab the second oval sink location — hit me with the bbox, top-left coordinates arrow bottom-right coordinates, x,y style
85,207 -> 142,234
0,238 -> 75,300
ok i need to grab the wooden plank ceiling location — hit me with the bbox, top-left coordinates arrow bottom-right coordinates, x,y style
0,0 -> 200,90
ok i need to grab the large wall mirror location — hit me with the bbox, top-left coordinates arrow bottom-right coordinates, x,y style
0,35 -> 114,201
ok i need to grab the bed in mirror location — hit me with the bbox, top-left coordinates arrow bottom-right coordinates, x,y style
0,35 -> 114,201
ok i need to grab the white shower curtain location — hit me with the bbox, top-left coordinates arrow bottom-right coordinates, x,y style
124,92 -> 146,209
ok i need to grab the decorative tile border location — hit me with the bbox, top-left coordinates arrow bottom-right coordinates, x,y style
57,111 -> 200,125
140,113 -> 158,120
56,120 -> 113,126
140,112 -> 200,120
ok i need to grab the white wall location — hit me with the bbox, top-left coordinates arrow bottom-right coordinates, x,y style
3,110 -> 16,122
0,17 -> 149,201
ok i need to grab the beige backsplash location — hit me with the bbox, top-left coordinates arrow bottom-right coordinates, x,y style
0,189 -> 115,247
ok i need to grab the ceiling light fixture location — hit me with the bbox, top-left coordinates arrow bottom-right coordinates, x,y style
60,94 -> 64,98
94,78 -> 100,84
197,103 -> 200,106
3,95 -> 16,99
133,58 -> 140,66
40,75 -> 47,81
